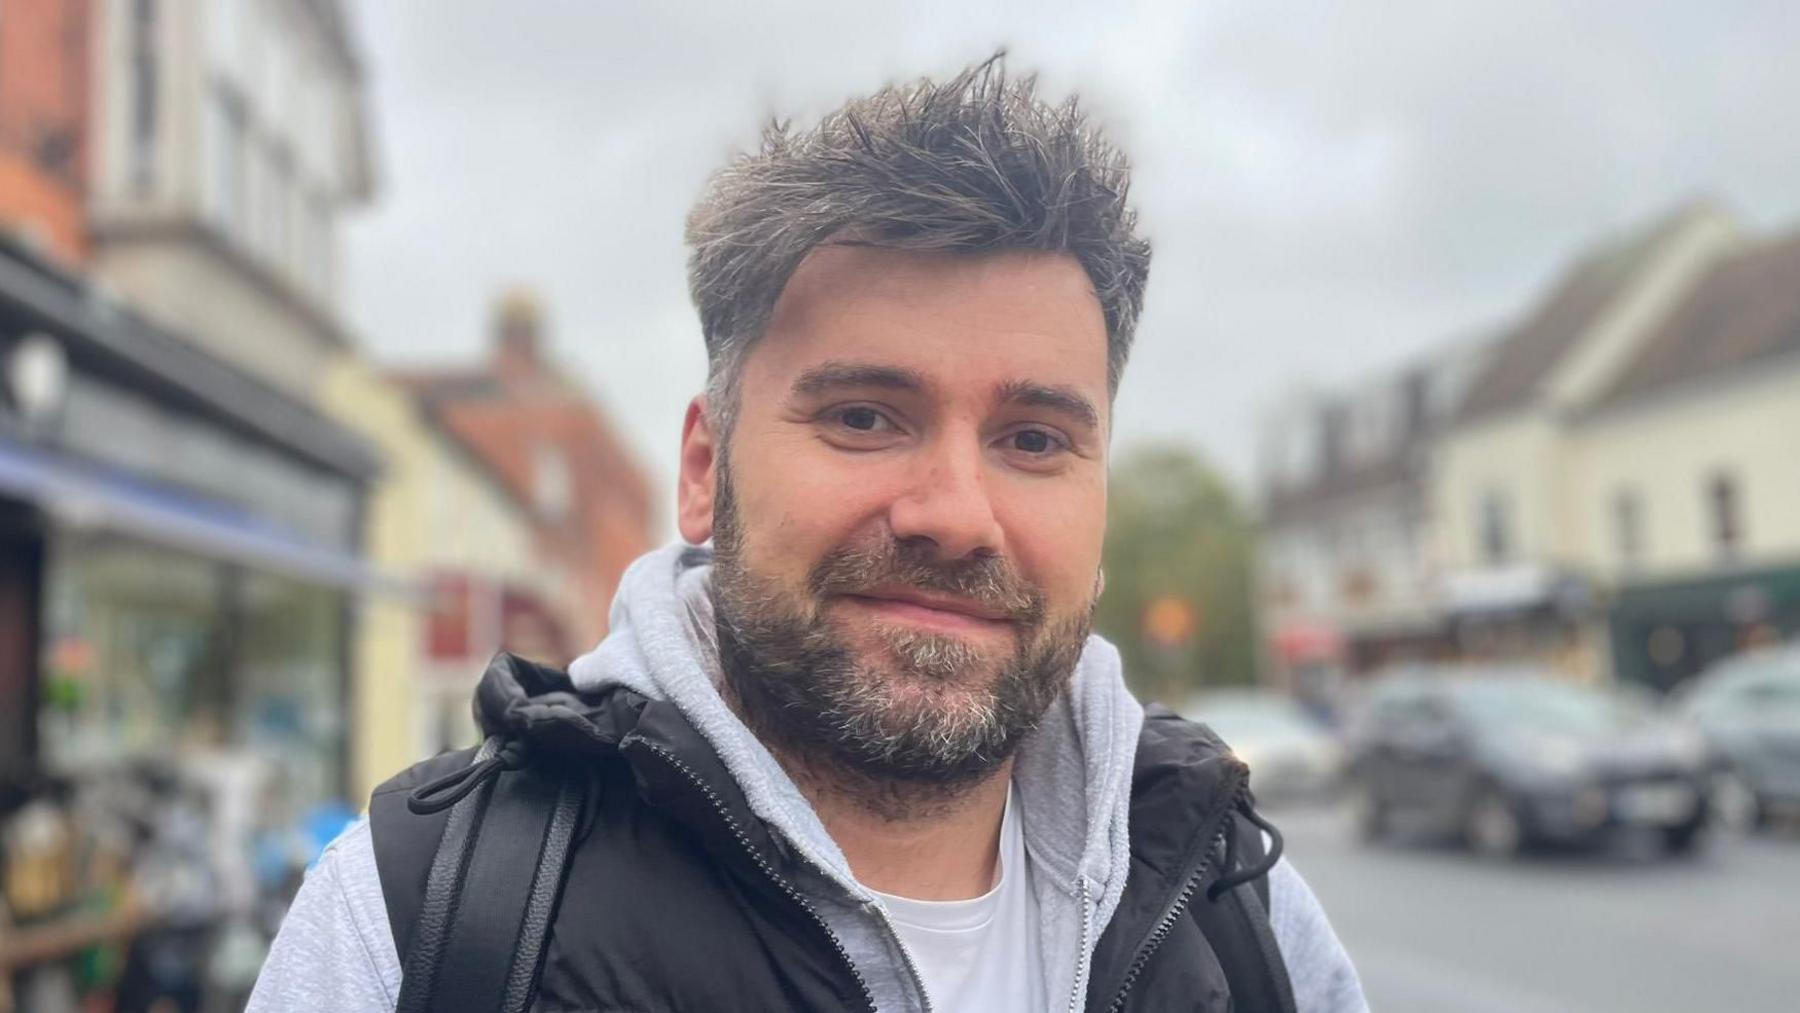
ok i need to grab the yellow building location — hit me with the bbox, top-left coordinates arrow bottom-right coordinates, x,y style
1430,203 -> 1742,679
1566,228 -> 1800,690
321,356 -> 552,801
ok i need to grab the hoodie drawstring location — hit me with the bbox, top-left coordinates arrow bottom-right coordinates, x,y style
407,737 -> 528,815
1206,799 -> 1285,901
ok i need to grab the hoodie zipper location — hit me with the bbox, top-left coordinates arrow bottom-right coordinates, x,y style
632,739 -> 880,1013
1102,782 -> 1247,1013
1066,876 -> 1093,1013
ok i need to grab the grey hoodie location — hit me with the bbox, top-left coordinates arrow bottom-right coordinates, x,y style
249,544 -> 1366,1012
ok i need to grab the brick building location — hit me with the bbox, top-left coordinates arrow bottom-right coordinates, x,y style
392,292 -> 657,657
0,0 -> 91,264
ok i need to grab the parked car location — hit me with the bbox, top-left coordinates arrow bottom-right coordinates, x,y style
1185,690 -> 1344,803
1675,646 -> 1800,830
1346,670 -> 1712,857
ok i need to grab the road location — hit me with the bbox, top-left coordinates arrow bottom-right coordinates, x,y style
1273,803 -> 1800,1012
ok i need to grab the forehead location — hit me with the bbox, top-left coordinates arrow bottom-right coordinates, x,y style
748,246 -> 1109,397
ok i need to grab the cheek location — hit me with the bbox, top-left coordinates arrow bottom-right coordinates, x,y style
998,476 -> 1106,607
729,438 -> 891,567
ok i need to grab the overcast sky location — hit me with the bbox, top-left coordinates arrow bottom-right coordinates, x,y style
341,1 -> 1800,537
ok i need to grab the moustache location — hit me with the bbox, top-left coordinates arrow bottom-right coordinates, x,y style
806,536 -> 1046,626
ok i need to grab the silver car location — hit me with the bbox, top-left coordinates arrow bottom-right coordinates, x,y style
1677,647 -> 1800,830
1184,690 -> 1344,803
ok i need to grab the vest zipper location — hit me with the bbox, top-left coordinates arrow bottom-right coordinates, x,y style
1102,782 -> 1248,1013
631,739 -> 880,1013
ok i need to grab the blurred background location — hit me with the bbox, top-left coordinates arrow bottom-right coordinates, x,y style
2,1 -> 1799,1010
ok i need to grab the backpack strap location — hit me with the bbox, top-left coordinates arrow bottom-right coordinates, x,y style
1189,810 -> 1297,1013
386,737 -> 588,1013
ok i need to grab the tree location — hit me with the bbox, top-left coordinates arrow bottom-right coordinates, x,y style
1094,442 -> 1259,706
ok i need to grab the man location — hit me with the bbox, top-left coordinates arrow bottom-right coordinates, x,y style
249,57 -> 1366,1012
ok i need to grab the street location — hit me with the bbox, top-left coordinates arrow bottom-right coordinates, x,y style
1275,803 -> 1800,1012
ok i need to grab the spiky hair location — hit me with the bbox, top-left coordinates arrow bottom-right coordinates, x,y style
685,54 -> 1152,432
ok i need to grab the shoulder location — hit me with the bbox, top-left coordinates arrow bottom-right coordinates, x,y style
247,820 -> 403,1012
1267,857 -> 1369,1013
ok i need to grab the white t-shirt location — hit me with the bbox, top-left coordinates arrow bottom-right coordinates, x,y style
869,786 -> 1046,1012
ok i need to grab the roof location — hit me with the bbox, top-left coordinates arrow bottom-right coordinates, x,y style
1454,203 -> 1722,426
384,360 -> 656,531
1263,452 -> 1415,528
1590,228 -> 1800,410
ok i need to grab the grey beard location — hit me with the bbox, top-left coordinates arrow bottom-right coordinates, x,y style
709,470 -> 1091,819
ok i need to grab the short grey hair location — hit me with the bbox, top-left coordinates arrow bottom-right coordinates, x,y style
685,54 -> 1152,436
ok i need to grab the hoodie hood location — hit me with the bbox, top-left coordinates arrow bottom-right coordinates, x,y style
563,542 -> 1145,1009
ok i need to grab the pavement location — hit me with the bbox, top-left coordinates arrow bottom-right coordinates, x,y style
1273,802 -> 1800,1013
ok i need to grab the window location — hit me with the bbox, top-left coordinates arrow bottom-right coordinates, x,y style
533,442 -> 572,520
264,142 -> 295,269
130,0 -> 160,193
1709,472 -> 1742,557
1479,489 -> 1511,565
203,86 -> 248,234
1613,488 -> 1644,566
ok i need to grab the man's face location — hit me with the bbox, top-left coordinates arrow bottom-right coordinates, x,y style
678,246 -> 1111,785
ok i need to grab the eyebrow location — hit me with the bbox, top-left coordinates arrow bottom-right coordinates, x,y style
791,362 -> 927,398
996,379 -> 1101,432
789,362 -> 1102,433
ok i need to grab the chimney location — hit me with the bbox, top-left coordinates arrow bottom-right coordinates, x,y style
494,287 -> 543,378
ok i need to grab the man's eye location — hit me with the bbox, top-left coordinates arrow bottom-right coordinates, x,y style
840,406 -> 883,431
1010,429 -> 1060,454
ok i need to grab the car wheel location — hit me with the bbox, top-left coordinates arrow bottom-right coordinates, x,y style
1709,769 -> 1762,834
1350,776 -> 1388,843
1662,817 -> 1707,856
1465,787 -> 1524,859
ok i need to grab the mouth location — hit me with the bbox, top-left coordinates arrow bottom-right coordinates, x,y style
838,588 -> 1017,636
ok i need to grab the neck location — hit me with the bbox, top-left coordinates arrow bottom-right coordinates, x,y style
780,752 -> 1014,901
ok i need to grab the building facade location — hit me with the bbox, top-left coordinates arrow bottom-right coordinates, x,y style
321,357 -> 560,798
1567,229 -> 1800,690
0,0 -> 92,265
1259,200 -> 1800,695
1257,338 -> 1490,690
0,233 -> 380,807
390,292 -> 658,656
1430,202 -> 1743,680
86,0 -> 375,402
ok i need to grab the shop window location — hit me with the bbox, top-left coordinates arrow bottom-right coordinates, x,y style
38,537 -> 348,812
1708,472 -> 1741,558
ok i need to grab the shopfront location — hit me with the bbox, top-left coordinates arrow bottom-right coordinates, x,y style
0,235 -> 381,809
1609,563 -> 1800,693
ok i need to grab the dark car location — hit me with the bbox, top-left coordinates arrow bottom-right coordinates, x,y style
1346,670 -> 1712,857
1676,647 -> 1800,830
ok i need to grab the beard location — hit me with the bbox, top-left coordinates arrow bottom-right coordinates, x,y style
709,461 -> 1094,816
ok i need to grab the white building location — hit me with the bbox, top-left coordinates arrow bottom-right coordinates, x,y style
1257,338 -> 1490,683
1431,202 -> 1744,680
1564,228 -> 1800,689
87,0 -> 376,401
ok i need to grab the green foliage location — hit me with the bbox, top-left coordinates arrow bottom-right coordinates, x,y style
1094,442 -> 1259,706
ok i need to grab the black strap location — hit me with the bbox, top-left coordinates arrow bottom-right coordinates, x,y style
1190,811 -> 1297,1013
394,738 -> 589,1013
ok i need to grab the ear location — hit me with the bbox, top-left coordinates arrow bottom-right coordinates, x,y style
677,396 -> 718,545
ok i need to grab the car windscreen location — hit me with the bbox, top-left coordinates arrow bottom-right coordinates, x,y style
1452,681 -> 1648,735
1199,700 -> 1318,740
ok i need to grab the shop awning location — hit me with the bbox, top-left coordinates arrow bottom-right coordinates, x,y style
0,439 -> 406,594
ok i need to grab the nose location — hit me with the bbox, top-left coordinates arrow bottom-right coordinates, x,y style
885,431 -> 1004,562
